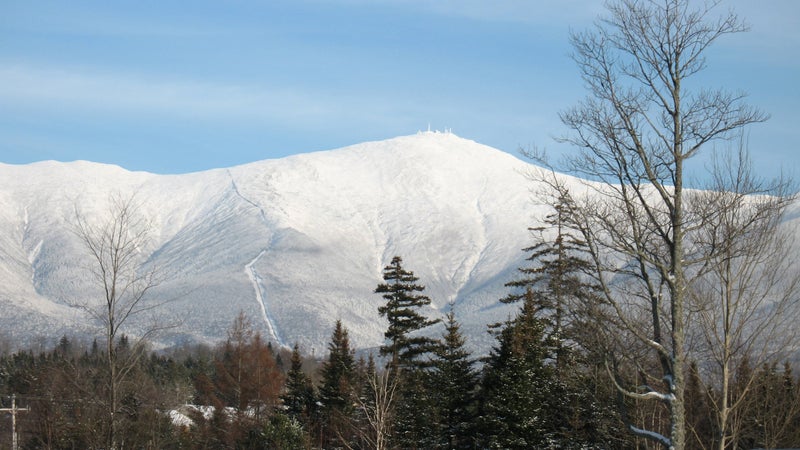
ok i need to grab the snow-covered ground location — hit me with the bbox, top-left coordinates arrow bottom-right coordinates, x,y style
0,132 -> 585,355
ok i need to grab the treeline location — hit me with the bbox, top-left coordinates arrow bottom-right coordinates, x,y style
1,256 -> 799,449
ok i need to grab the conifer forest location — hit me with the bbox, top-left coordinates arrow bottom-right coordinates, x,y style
1,253 -> 798,449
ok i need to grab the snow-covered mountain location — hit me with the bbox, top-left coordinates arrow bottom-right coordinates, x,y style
0,132 -> 569,354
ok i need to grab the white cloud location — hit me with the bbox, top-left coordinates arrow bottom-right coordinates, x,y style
0,64 -> 334,123
314,0 -> 603,26
0,63 -> 445,139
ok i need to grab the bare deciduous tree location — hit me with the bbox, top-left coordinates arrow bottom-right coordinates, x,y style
73,193 -> 161,450
347,368 -> 399,450
687,147 -> 799,450
551,0 -> 768,448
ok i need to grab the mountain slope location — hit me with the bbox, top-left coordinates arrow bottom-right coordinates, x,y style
0,132 -> 559,354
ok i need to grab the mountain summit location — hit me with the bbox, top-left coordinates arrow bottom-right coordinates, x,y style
0,132 -> 550,353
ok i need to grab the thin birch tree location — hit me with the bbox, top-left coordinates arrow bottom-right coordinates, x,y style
687,147 -> 799,450
73,193 -> 161,450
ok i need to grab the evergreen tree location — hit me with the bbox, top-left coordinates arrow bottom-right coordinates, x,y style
318,320 -> 357,448
740,362 -> 800,449
245,412 -> 310,450
375,256 -> 442,449
480,288 -> 625,449
376,256 -> 441,369
685,361 -> 713,449
780,362 -> 800,446
428,310 -> 478,449
503,192 -> 599,369
282,343 -> 316,429
478,289 -> 562,449
487,192 -> 628,448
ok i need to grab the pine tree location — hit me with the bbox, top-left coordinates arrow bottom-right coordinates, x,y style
481,288 -> 625,449
685,361 -> 713,449
282,343 -> 316,428
740,362 -> 800,449
375,256 -> 442,449
318,320 -> 357,448
503,192 -> 599,369
428,311 -> 478,449
257,412 -> 310,450
482,193 -> 627,448
781,362 -> 800,446
478,289 -> 561,449
376,256 -> 441,369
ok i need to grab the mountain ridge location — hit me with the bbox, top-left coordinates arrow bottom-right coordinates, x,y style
1,132 -> 554,354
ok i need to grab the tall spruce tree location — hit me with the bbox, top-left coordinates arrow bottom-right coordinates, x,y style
318,320 -> 357,448
497,194 -> 625,448
429,311 -> 478,449
479,289 -> 563,449
503,191 -> 598,369
375,256 -> 441,369
282,343 -> 316,430
375,256 -> 441,449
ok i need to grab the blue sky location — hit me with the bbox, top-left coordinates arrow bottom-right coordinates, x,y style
1,1 -> 798,178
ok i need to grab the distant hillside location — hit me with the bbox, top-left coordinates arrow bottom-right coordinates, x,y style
0,132 -> 577,354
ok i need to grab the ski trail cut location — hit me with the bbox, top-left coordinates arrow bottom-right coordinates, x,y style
227,170 -> 284,347
245,250 -> 282,345
227,170 -> 270,224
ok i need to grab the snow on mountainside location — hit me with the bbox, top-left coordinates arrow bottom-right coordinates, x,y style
0,132 -> 566,354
